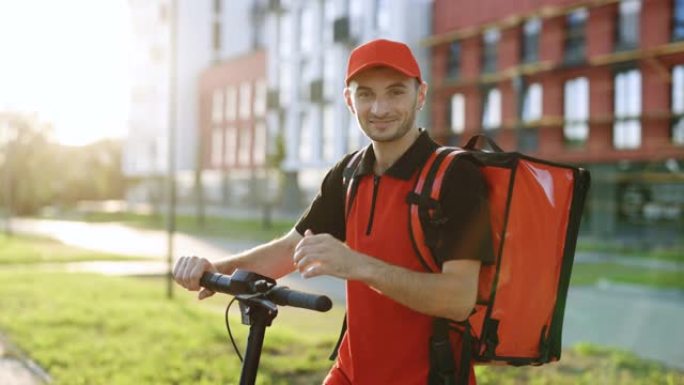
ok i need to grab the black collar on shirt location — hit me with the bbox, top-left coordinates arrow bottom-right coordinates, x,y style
355,129 -> 439,180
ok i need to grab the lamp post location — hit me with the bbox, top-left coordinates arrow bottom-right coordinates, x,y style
0,118 -> 13,237
165,0 -> 178,299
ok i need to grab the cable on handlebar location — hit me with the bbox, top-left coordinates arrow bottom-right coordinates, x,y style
225,296 -> 243,362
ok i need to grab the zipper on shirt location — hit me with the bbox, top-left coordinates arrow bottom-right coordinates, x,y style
365,175 -> 381,235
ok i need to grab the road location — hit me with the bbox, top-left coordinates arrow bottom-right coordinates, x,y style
5,218 -> 684,370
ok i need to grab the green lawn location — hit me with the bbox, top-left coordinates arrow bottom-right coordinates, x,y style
73,211 -> 295,242
0,271 -> 337,385
0,233 -> 141,264
570,262 -> 684,291
576,240 -> 684,263
0,235 -> 682,384
1,271 -> 681,385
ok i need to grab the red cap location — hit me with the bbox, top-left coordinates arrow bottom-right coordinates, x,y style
345,39 -> 422,86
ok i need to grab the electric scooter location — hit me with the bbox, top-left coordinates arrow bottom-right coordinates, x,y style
200,269 -> 332,385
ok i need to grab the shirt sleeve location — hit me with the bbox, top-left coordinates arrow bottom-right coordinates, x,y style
294,153 -> 355,242
434,155 -> 495,265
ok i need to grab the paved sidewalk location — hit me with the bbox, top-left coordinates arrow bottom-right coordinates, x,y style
0,336 -> 50,385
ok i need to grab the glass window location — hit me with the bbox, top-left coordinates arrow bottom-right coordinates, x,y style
450,94 -> 465,134
564,77 -> 590,142
323,105 -> 336,161
482,28 -> 500,74
323,53 -> 337,100
253,122 -> 267,165
279,13 -> 292,56
349,0 -> 364,38
211,128 -> 223,167
613,69 -> 642,149
253,80 -> 267,118
280,64 -> 292,107
671,65 -> 684,145
225,86 -> 237,121
617,0 -> 641,50
482,88 -> 501,130
522,83 -> 543,123
300,7 -> 313,53
300,112 -> 313,162
674,0 -> 684,40
212,89 -> 224,124
375,0 -> 390,32
446,41 -> 461,79
239,82 -> 252,120
565,8 -> 588,64
213,21 -> 221,51
238,125 -> 252,165
224,126 -> 237,166
522,18 -> 541,63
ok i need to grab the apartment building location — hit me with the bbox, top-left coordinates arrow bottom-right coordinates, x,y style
427,0 -> 684,244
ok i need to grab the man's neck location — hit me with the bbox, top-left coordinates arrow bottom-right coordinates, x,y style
372,127 -> 421,175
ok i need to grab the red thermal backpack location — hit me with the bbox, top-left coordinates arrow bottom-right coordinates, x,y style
336,134 -> 591,385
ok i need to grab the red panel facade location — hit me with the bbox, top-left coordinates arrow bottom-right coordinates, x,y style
198,51 -> 267,171
429,0 -> 684,165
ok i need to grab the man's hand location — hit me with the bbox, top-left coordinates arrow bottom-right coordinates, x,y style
293,229 -> 372,279
173,255 -> 218,300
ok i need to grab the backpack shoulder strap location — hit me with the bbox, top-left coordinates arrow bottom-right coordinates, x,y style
343,150 -> 364,219
329,150 -> 363,362
407,146 -> 467,272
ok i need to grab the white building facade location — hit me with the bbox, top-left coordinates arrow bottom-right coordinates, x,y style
123,0 -> 256,205
263,0 -> 434,208
124,0 -> 433,211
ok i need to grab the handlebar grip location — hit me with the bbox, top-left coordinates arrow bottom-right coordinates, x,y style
200,272 -> 234,294
267,287 -> 332,312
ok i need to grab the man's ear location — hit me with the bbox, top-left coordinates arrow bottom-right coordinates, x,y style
417,81 -> 428,110
343,87 -> 355,114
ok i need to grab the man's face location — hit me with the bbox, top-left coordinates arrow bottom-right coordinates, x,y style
345,67 -> 427,143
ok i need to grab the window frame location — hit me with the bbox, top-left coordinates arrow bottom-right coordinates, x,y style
564,8 -> 588,65
613,68 -> 642,150
481,28 -> 500,74
522,18 -> 541,64
563,76 -> 590,144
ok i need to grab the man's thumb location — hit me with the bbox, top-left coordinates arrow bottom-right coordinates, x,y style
305,229 -> 314,237
198,288 -> 215,300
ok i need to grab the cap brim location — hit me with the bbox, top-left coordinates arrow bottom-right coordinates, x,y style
345,62 -> 421,85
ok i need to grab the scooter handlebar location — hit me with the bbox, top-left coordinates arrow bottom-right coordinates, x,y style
200,271 -> 332,312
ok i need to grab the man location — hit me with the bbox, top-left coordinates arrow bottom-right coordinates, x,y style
174,39 -> 492,385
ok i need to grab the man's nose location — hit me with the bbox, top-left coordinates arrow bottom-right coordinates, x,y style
370,98 -> 390,116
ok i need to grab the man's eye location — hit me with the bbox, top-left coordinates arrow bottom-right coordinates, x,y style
390,89 -> 405,96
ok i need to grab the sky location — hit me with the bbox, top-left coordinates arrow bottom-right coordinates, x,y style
0,0 -> 131,146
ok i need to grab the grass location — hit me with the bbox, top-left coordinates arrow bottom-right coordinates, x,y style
66,211 -> 295,242
576,240 -> 684,263
0,233 -> 142,264
0,271 -> 337,385
475,343 -> 684,385
570,262 -> 684,291
0,234 -> 682,384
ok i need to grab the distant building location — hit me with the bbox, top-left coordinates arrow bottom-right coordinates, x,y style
426,0 -> 684,245
197,0 -> 434,211
123,0 -> 214,207
198,50 -> 269,206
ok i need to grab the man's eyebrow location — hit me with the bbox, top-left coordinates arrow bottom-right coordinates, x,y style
387,82 -> 408,89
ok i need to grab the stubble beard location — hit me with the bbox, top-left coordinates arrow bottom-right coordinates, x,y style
361,100 -> 418,144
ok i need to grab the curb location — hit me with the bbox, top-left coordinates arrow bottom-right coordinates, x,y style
0,334 -> 51,384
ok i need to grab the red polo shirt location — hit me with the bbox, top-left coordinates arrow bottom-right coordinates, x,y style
296,131 -> 491,384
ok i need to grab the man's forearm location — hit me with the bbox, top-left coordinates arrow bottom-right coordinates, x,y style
214,229 -> 301,280
357,256 -> 479,321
